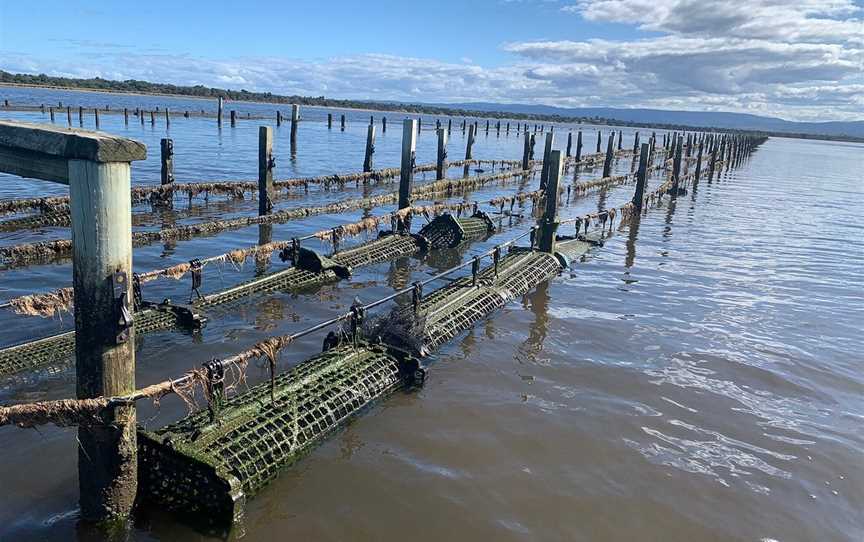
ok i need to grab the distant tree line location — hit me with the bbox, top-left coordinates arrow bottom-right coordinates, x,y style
3,70 -> 858,142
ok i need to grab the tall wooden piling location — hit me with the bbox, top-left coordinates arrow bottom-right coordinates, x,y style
602,132 -> 615,178
617,130 -> 622,150
341,114 -> 346,131
363,124 -> 376,173
230,110 -> 236,127
633,131 -> 640,153
506,122 -> 510,134
539,132 -> 554,190
575,131 -> 583,162
290,104 -> 299,150
123,108 -> 129,125
436,128 -> 448,180
150,111 -> 156,126
464,123 -> 476,177
160,138 -> 174,186
671,136 -> 683,196
447,118 -> 452,134
94,108 -> 100,128
398,119 -> 417,231
276,110 -> 282,127
78,107 -> 84,126
327,113 -> 332,129
694,142 -> 703,183
49,107 -> 55,122
596,131 -> 602,153
633,143 -> 649,211
485,120 -> 489,135
522,131 -> 531,171
382,117 -> 387,133
67,106 -> 72,126
217,97 -> 224,126
0,122 -> 147,521
537,150 -> 563,253
566,132 -> 572,157
259,126 -> 274,215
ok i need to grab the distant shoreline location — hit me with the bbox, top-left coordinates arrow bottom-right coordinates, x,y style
2,74 -> 861,143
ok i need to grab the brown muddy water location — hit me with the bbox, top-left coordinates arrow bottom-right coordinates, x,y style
0,87 -> 862,541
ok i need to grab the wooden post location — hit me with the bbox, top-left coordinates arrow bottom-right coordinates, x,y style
276,110 -> 282,127
259,126 -> 274,215
327,113 -> 332,129
447,118 -> 452,134
575,130 -> 583,162
485,119 -> 489,135
522,131 -> 531,171
363,124 -> 376,172
0,121 -> 147,521
506,122 -> 510,134
382,116 -> 387,133
230,110 -> 236,127
341,114 -> 346,131
633,131 -> 640,153
538,150 -> 563,253
596,130 -> 601,153
436,128 -> 448,180
370,115 -> 374,126
617,130 -> 622,150
49,107 -> 55,122
160,138 -> 174,186
671,136 -> 683,196
217,97 -> 223,126
418,118 -> 422,133
633,143 -> 649,212
566,131 -> 572,157
78,107 -> 84,126
93,109 -> 100,128
67,106 -> 72,126
150,111 -> 156,126
461,119 -> 466,132
290,104 -> 299,149
140,110 -> 145,126
123,108 -> 129,125
602,132 -> 614,178
463,123 -> 476,177
398,119 -> 417,232
694,142 -> 703,183
539,132 -> 554,190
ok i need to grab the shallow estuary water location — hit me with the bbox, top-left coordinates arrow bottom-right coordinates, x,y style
0,86 -> 861,541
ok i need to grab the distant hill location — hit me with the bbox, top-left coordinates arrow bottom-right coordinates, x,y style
432,102 -> 864,139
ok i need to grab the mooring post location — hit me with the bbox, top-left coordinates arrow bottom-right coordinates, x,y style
418,118 -> 422,133
463,123 -> 476,177
217,97 -> 223,126
522,131 -> 531,171
160,138 -> 174,186
230,110 -> 236,127
671,136 -> 683,197
398,119 -> 417,232
0,121 -> 147,521
538,150 -> 563,253
602,132 -> 615,178
382,116 -> 387,133
341,114 -> 346,131
94,108 -> 100,128
575,130 -> 583,162
485,119 -> 490,135
448,118 -> 452,134
540,132 -> 554,190
694,142 -> 703,183
566,131 -> 572,157
370,115 -> 374,126
436,128 -> 448,180
123,108 -> 128,125
363,124 -> 376,172
633,143 -> 649,212
290,104 -> 299,151
259,126 -> 274,216
327,113 -> 332,129
67,106 -> 72,126
276,110 -> 282,127
164,108 -> 170,128
617,130 -> 622,150
633,131 -> 640,153
49,107 -> 55,122
596,130 -> 602,153
150,111 -> 156,126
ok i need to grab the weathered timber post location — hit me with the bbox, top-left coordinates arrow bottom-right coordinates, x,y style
566,131 -> 572,157
596,130 -> 602,153
694,143 -> 703,183
670,136 -> 683,197
382,116 -> 387,133
327,113 -> 333,129
363,124 -> 376,172
485,119 -> 489,135
633,143 -> 649,212
496,121 -> 501,135
94,108 -> 100,128
461,119 -> 466,132
617,130 -> 622,150
602,132 -> 615,178
0,121 -> 146,521
539,132 -> 554,190
259,126 -> 274,216
436,128 -> 448,180
67,106 -> 73,126
290,104 -> 299,152
49,107 -> 55,122
370,115 -> 374,126
150,111 -> 156,126
537,150 -> 563,253
276,110 -> 282,127
522,131 -> 531,171
506,122 -> 510,134
463,123 -> 476,177
418,118 -> 422,133
217,97 -> 224,126
123,108 -> 128,125
398,119 -> 417,232
575,130 -> 583,162
341,114 -> 346,131
230,110 -> 236,127
447,118 -> 452,134
633,131 -> 640,153
165,108 -> 170,127
160,138 -> 174,186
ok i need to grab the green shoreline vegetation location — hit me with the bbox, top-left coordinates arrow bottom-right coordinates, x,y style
1,70 -> 859,142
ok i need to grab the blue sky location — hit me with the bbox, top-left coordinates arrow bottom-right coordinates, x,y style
1,0 -> 862,121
